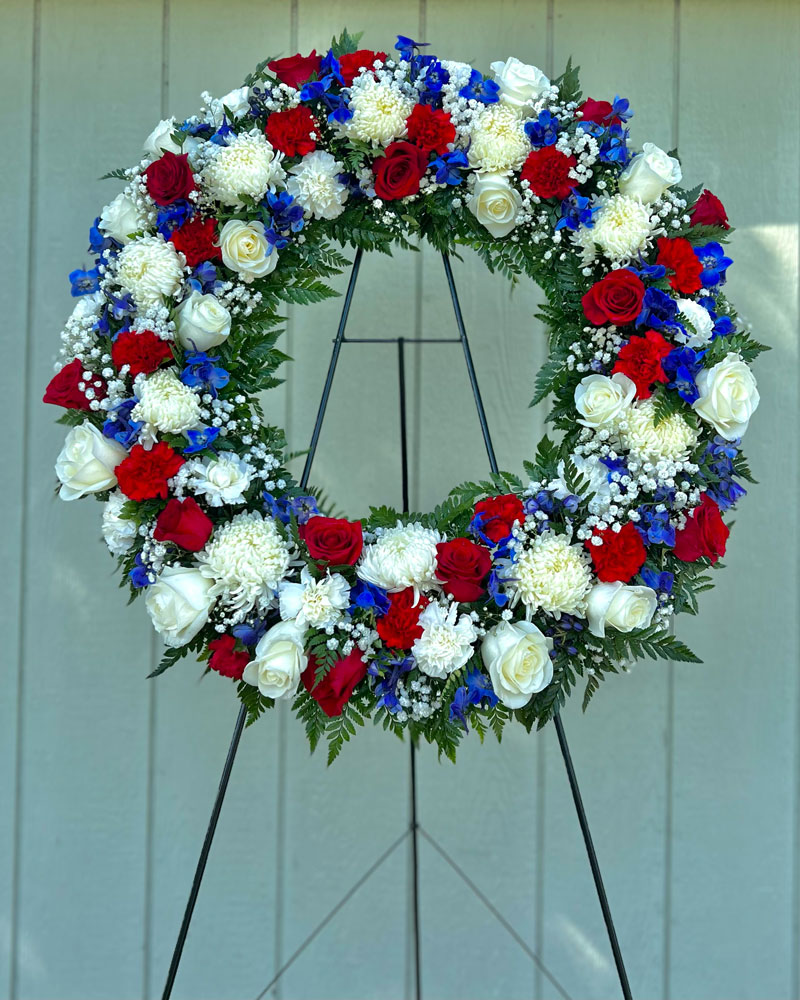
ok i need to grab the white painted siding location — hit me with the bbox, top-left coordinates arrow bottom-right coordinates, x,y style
0,1 -> 798,998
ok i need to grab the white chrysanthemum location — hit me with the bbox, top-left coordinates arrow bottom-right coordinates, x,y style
575,194 -> 654,263
514,531 -> 593,617
197,511 -> 291,614
467,104 -> 529,173
676,298 -> 714,349
344,76 -> 415,145
286,150 -> 349,220
412,601 -> 478,680
357,521 -> 442,594
203,130 -> 285,207
131,368 -> 201,436
101,490 -> 137,556
116,236 -> 184,306
278,566 -> 350,628
618,397 -> 698,461
188,452 -> 253,507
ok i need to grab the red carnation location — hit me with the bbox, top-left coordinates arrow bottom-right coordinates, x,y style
170,216 -> 221,267
435,538 -> 492,603
115,442 -> 184,502
520,146 -> 576,201
154,497 -> 213,552
405,104 -> 455,155
656,237 -> 703,294
302,648 -> 368,717
473,494 -> 524,546
144,151 -> 195,206
300,516 -> 363,566
376,589 -> 429,649
587,522 -> 646,583
339,49 -> 386,87
372,141 -> 429,201
576,98 -> 620,126
43,358 -> 105,411
268,51 -> 322,89
582,269 -> 645,327
208,635 -> 251,681
673,494 -> 729,564
111,329 -> 174,379
265,105 -> 318,157
612,329 -> 672,399
690,189 -> 729,230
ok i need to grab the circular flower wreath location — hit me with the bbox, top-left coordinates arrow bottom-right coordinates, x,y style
46,31 -> 766,762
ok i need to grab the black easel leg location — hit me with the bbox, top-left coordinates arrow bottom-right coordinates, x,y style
161,703 -> 247,1000
553,709 -> 633,1000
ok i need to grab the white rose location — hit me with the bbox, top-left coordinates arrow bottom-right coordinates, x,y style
242,620 -> 306,700
587,582 -> 657,638
482,620 -> 553,709
175,290 -> 232,351
574,373 -> 636,428
219,219 -> 277,283
55,421 -> 128,501
618,142 -> 682,204
468,173 -> 522,238
145,564 -> 216,647
692,352 -> 759,440
99,192 -> 144,245
143,117 -> 182,158
489,56 -> 550,110
218,86 -> 251,120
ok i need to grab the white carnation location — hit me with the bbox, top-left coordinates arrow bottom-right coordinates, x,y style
411,601 -> 478,680
131,368 -> 201,437
203,130 -> 285,207
344,76 -> 415,145
513,531 -> 593,617
357,521 -> 442,595
468,104 -> 529,173
278,566 -> 350,629
197,511 -> 291,615
575,194 -> 654,264
676,298 -> 715,349
116,236 -> 184,306
187,452 -> 253,507
286,150 -> 349,220
618,398 -> 698,461
101,490 -> 137,556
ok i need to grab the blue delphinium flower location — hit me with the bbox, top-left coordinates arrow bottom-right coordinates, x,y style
188,261 -> 225,295
555,192 -> 598,232
210,117 -> 235,146
459,68 -> 500,104
598,123 -> 631,166
487,569 -> 508,608
417,55 -> 449,103
430,149 -> 469,185
662,346 -> 703,403
129,553 -> 155,589
370,653 -> 414,714
637,287 -> 681,331
694,242 -> 733,287
183,426 -> 221,454
181,350 -> 230,398
525,110 -> 560,147
263,492 -> 318,525
637,506 -> 676,547
69,267 -> 100,297
232,618 -> 269,647
108,292 -> 136,322
103,398 -> 142,448
449,668 -> 498,732
289,495 -> 319,524
157,199 -> 193,238
89,218 -> 120,260
349,579 -> 390,616
627,255 -> 667,282
263,191 -> 304,249
395,35 -> 430,62
640,566 -> 674,594
702,435 -> 747,511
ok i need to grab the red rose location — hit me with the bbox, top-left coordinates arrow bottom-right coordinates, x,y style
587,522 -> 646,583
268,51 -> 322,89
302,648 -> 368,717
170,216 -> 221,267
144,151 -> 195,206
576,98 -> 619,125
520,146 -> 576,201
690,189 -> 729,230
338,49 -> 386,86
581,269 -> 645,326
376,589 -> 429,649
208,634 -> 250,681
472,494 -> 524,546
612,329 -> 672,399
673,494 -> 729,564
372,141 -> 429,201
153,497 -> 213,551
43,358 -> 105,411
300,516 -> 363,566
405,104 -> 456,155
265,106 -> 317,157
656,237 -> 703,294
111,329 -> 174,379
115,442 -> 184,502
435,538 -> 492,603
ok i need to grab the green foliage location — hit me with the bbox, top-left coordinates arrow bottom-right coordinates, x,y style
330,28 -> 364,57
237,680 -> 274,726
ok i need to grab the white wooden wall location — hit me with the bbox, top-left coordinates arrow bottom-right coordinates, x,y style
1,2 -> 798,998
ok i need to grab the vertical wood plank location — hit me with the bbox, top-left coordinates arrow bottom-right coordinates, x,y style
15,2 -> 163,997
669,3 -> 800,998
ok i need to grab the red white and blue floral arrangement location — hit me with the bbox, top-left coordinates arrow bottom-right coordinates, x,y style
45,31 -> 765,761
